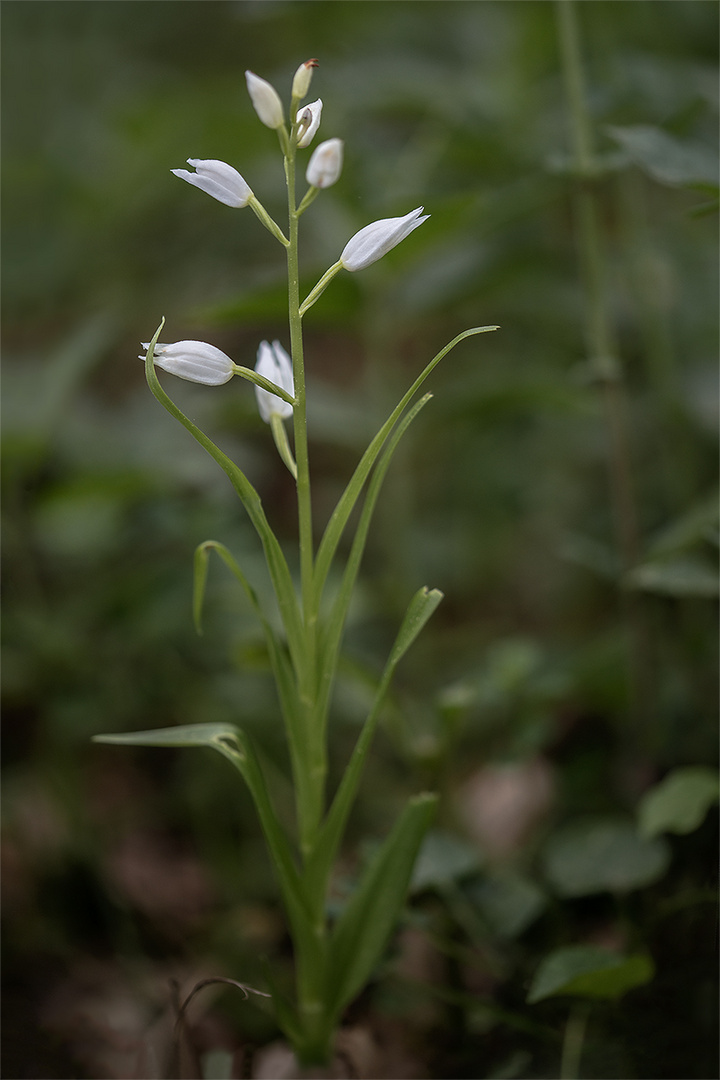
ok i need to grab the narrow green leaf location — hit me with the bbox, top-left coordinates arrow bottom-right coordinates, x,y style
528,946 -> 655,1004
93,722 -> 240,748
143,323 -> 305,676
312,326 -> 499,613
315,395 -> 433,728
193,539 -> 264,633
94,723 -> 316,954
625,556 -> 719,598
193,542 -> 211,635
638,767 -> 720,838
388,587 -> 443,668
307,581 -> 443,902
261,961 -> 303,1047
325,792 -> 437,1020
190,540 -> 319,849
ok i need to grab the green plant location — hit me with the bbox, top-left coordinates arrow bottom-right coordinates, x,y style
94,59 -> 496,1066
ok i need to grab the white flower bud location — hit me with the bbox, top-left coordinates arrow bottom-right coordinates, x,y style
340,207 -> 429,272
171,159 -> 253,208
140,341 -> 235,386
255,340 -> 294,422
292,58 -> 318,102
296,99 -> 323,149
245,70 -> 284,130
306,138 -> 344,189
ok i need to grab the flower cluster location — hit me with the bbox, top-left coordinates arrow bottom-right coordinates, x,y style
152,60 -> 429,451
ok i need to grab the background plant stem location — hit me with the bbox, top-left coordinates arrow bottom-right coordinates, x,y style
556,0 -> 651,743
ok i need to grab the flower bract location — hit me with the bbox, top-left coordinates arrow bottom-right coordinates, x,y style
171,159 -> 253,208
340,207 -> 429,272
140,340 -> 236,386
255,341 -> 295,422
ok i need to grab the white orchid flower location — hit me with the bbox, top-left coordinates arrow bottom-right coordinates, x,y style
296,99 -> 323,148
140,340 -> 235,386
340,207 -> 429,272
255,340 -> 295,422
171,159 -> 253,208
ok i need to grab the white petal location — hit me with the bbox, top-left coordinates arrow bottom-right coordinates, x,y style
140,340 -> 235,386
340,207 -> 429,272
297,99 -> 323,148
255,340 -> 294,422
245,71 -> 284,129
306,138 -> 343,188
172,159 -> 252,208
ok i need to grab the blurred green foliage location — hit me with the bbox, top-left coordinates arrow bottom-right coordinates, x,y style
2,2 -> 718,1078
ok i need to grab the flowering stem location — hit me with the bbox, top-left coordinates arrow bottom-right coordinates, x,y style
284,139 -> 323,850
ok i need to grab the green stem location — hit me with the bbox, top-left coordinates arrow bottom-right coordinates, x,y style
284,140 -> 325,854
560,1003 -> 590,1080
556,0 -> 650,738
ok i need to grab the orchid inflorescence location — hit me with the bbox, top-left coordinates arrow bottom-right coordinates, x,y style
103,58 -> 497,1067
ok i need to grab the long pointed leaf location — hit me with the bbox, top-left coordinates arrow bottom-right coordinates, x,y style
315,394 -> 432,728
306,586 -> 443,901
312,326 -> 498,613
325,793 -> 438,1019
143,322 -> 305,676
192,540 -> 318,845
93,724 -> 315,951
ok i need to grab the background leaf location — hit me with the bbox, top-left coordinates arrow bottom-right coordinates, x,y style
543,818 -> 671,897
638,767 -> 720,838
528,946 -> 655,1003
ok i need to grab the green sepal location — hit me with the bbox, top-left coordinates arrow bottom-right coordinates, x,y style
324,792 -> 438,1021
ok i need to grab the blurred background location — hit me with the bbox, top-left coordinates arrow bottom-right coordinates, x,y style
2,2 -> 718,1078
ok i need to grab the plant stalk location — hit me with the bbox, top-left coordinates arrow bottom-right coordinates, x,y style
556,0 -> 651,738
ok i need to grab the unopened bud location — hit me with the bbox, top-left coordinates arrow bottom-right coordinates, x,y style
340,207 -> 429,272
306,138 -> 344,189
245,70 -> 284,130
292,58 -> 318,102
140,340 -> 235,386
